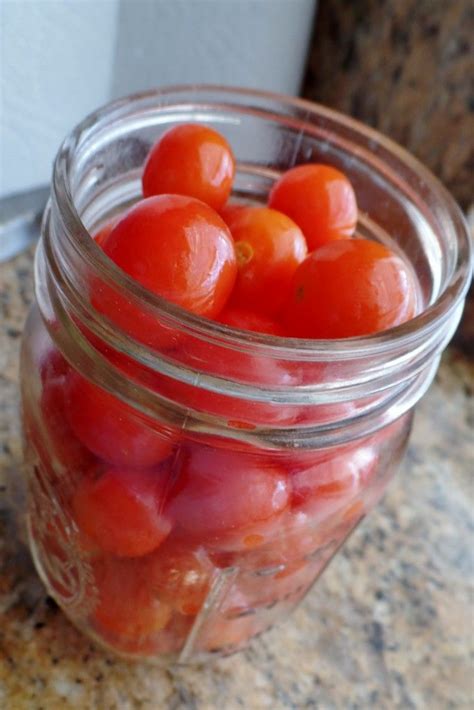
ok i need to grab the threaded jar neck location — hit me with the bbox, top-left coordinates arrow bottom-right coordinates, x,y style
35,86 -> 472,448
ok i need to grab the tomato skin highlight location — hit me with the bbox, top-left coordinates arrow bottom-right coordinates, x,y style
224,206 -> 307,317
281,238 -> 418,339
268,164 -> 358,249
72,467 -> 172,558
142,124 -> 235,211
166,445 -> 290,544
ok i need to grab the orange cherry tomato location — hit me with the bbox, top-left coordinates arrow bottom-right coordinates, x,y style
142,124 -> 235,211
224,206 -> 307,317
281,239 -> 418,338
72,467 -> 172,557
268,164 -> 358,249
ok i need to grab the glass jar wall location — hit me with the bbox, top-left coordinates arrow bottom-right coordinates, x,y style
20,87 -> 472,663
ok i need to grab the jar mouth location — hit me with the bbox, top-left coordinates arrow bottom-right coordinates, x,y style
52,84 -> 472,364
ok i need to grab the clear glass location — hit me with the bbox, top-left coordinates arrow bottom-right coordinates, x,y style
20,86 -> 472,663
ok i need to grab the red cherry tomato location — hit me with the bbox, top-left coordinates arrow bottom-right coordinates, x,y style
100,195 -> 237,319
142,124 -> 235,211
144,539 -> 214,616
72,467 -> 172,557
282,239 -> 418,338
167,446 -> 290,544
290,447 -> 377,520
224,206 -> 307,316
66,370 -> 176,468
218,306 -> 285,336
91,555 -> 171,640
268,164 -> 358,249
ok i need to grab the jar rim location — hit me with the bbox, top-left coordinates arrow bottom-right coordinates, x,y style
52,84 -> 472,363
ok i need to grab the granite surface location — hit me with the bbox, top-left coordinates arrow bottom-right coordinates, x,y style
303,0 -> 474,211
0,248 -> 473,709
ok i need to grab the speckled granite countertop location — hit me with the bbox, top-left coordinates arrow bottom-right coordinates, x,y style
0,248 -> 473,709
304,1 -> 473,212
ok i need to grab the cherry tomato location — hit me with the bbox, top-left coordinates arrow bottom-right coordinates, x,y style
38,350 -> 93,473
91,555 -> 171,640
167,446 -> 290,544
268,164 -> 358,249
100,195 -> 237,319
211,509 -> 331,571
144,539 -> 214,616
66,369 -> 176,468
148,307 -> 297,427
142,124 -> 235,211
224,206 -> 307,316
220,202 -> 248,226
282,239 -> 418,338
72,467 -> 172,557
218,306 -> 285,336
290,447 -> 377,521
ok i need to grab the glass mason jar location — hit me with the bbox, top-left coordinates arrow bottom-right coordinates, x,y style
20,87 -> 472,663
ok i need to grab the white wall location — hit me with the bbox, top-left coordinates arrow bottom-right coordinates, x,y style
0,0 -> 118,195
0,0 -> 316,197
111,0 -> 316,98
